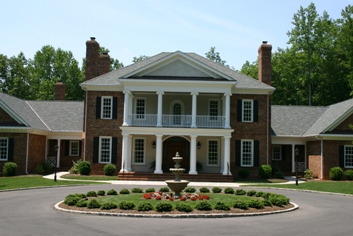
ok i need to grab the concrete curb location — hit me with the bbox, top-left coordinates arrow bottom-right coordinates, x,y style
54,201 -> 299,218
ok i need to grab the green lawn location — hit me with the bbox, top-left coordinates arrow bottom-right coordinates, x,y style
0,176 -> 107,191
60,174 -> 118,181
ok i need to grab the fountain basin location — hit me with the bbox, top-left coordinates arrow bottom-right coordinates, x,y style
165,180 -> 190,198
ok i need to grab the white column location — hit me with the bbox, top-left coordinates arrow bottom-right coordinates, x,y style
120,134 -> 129,172
123,90 -> 131,126
126,135 -> 132,171
191,91 -> 198,128
189,135 -> 198,174
56,139 -> 61,168
156,91 -> 164,127
224,92 -> 231,128
292,144 -> 295,172
154,134 -> 163,174
222,135 -> 232,175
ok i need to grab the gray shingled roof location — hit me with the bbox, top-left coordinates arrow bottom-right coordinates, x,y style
81,51 -> 274,90
0,92 -> 83,132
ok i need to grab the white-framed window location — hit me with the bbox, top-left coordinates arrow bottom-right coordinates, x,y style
133,138 -> 145,164
135,98 -> 146,120
101,96 -> 113,119
209,99 -> 219,121
69,141 -> 79,156
99,137 -> 112,163
344,145 -> 353,168
0,138 -> 9,161
207,139 -> 219,165
272,145 -> 282,160
242,99 -> 253,122
241,140 -> 254,167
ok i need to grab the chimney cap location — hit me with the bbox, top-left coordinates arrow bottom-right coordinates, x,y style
262,41 -> 268,44
90,37 -> 96,40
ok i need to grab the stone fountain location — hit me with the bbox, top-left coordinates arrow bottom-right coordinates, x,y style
165,152 -> 190,198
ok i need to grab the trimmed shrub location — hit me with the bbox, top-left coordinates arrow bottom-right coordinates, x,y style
273,170 -> 285,179
248,199 -> 264,209
258,165 -> 272,179
246,190 -> 257,196
75,199 -> 87,207
263,199 -> 272,207
156,202 -> 173,212
145,188 -> 155,193
184,187 -> 196,193
137,202 -> 154,211
86,191 -> 97,197
159,187 -> 170,192
304,169 -> 313,179
64,195 -> 82,206
35,161 -> 52,174
329,167 -> 343,180
268,194 -> 290,206
119,188 -> 130,194
100,202 -> 117,210
233,200 -> 248,210
97,190 -> 105,196
69,160 -> 81,174
107,189 -> 118,195
195,201 -> 212,211
255,191 -> 264,197
224,187 -> 235,194
77,161 -> 91,175
237,168 -> 250,178
176,203 -> 193,212
344,169 -> 353,180
212,187 -> 222,193
87,199 -> 101,209
3,162 -> 17,176
103,164 -> 116,176
235,189 -> 247,195
131,188 -> 144,193
119,201 -> 135,210
199,187 -> 210,193
214,202 -> 230,211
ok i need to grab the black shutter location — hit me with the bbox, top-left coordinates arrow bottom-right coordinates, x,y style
254,140 -> 260,167
111,137 -> 118,164
65,141 -> 69,156
8,138 -> 14,161
236,140 -> 241,166
112,97 -> 117,119
281,145 -> 286,161
79,141 -> 82,156
253,100 -> 258,122
237,100 -> 242,122
339,145 -> 344,168
96,97 -> 101,119
93,137 -> 99,163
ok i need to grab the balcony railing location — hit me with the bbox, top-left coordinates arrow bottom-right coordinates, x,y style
130,114 -> 225,128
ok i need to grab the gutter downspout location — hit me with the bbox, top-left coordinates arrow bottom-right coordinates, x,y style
267,92 -> 270,165
83,90 -> 88,161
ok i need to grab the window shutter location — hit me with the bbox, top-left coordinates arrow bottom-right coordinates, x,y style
93,137 -> 99,163
112,97 -> 117,119
339,145 -> 344,168
253,100 -> 258,122
254,140 -> 260,167
8,138 -> 14,161
236,140 -> 241,166
111,137 -> 118,164
96,97 -> 102,119
65,141 -> 69,156
79,141 -> 82,156
281,145 -> 286,161
237,100 -> 242,122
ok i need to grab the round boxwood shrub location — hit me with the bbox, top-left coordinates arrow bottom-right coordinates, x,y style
75,199 -> 87,207
255,191 -> 264,197
184,187 -> 196,193
246,190 -> 257,196
248,199 -> 264,209
107,189 -> 118,195
212,187 -> 222,193
237,168 -> 250,178
87,199 -> 101,209
137,202 -> 154,211
195,201 -> 212,211
156,202 -> 173,212
119,201 -> 135,210
233,200 -> 248,210
119,188 -> 130,194
235,189 -> 247,195
64,195 -> 82,206
330,167 -> 343,180
3,162 -> 17,176
145,188 -> 155,193
86,191 -> 97,197
344,169 -> 353,180
100,202 -> 117,210
214,202 -> 230,211
78,161 -> 91,175
131,187 -> 144,193
103,164 -> 116,176
224,187 -> 235,194
159,187 -> 170,192
199,187 -> 210,193
258,165 -> 272,179
97,190 -> 105,196
268,194 -> 290,206
176,203 -> 193,212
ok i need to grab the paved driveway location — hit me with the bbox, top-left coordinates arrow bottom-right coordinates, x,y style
0,184 -> 352,236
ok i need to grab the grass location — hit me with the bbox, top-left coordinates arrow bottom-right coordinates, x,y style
0,176 -> 107,191
60,174 -> 118,181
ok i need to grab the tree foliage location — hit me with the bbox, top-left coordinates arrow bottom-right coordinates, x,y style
132,55 -> 150,63
205,47 -> 226,65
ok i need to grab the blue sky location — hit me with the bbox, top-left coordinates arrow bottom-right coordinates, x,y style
1,0 -> 352,70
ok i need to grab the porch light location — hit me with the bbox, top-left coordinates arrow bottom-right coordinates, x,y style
197,142 -> 201,149
54,145 -> 59,182
152,141 -> 156,149
295,147 -> 299,186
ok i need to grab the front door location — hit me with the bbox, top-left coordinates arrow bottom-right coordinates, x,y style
163,137 -> 190,172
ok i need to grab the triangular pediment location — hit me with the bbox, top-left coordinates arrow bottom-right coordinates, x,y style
0,106 -> 25,127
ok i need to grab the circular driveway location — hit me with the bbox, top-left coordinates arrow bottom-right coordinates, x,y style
0,184 -> 352,236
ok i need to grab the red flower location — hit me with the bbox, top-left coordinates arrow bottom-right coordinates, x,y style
156,196 -> 162,200
169,197 -> 174,201
180,196 -> 187,201
143,193 -> 151,199
190,196 -> 197,201
203,195 -> 210,200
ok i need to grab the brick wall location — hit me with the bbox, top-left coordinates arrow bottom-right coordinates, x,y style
0,107 -> 19,125
308,155 -> 321,178
28,134 -> 46,173
0,133 -> 27,175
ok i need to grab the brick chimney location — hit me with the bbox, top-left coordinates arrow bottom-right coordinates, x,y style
55,81 -> 66,100
85,37 -> 100,81
258,41 -> 272,85
99,52 -> 110,75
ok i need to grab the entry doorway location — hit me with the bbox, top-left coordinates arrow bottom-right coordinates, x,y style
162,137 -> 190,172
